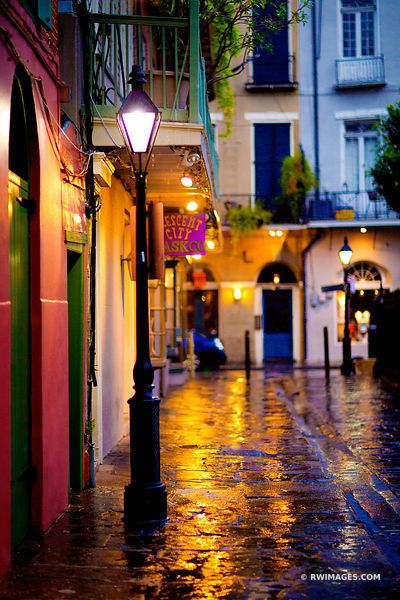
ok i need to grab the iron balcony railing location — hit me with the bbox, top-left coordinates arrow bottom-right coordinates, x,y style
306,191 -> 399,221
221,191 -> 399,225
87,0 -> 218,179
336,56 -> 385,88
246,54 -> 297,90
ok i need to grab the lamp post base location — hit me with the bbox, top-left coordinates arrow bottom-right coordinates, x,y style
340,362 -> 355,376
124,483 -> 167,526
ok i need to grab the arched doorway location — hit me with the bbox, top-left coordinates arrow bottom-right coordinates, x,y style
9,66 -> 38,547
336,261 -> 384,351
257,262 -> 297,362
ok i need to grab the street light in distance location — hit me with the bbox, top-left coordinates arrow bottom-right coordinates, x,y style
338,236 -> 355,376
117,65 -> 167,525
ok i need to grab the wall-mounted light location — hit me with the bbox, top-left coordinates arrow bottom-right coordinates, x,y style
233,287 -> 242,301
192,254 -> 202,260
206,239 -> 215,250
181,174 -> 193,188
186,200 -> 198,211
268,230 -> 276,237
276,230 -> 283,238
360,227 -> 367,233
273,273 -> 280,285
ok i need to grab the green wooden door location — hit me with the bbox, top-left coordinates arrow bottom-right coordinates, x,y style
67,250 -> 84,492
9,172 -> 32,547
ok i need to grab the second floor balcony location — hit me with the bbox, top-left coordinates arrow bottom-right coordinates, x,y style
220,191 -> 399,227
86,0 -> 219,212
336,56 -> 385,89
306,191 -> 399,222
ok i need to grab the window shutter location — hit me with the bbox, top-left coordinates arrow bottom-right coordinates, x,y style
254,124 -> 290,208
253,5 -> 289,84
38,0 -> 52,30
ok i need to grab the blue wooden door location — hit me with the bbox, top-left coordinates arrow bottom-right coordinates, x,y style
254,123 -> 290,208
263,289 -> 293,361
253,6 -> 289,84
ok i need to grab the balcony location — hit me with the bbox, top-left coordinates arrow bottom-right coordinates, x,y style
87,1 -> 219,210
245,55 -> 297,92
306,191 -> 399,222
221,191 -> 400,226
336,56 -> 385,89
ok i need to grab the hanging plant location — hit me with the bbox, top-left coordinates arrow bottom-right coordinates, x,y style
227,203 -> 272,241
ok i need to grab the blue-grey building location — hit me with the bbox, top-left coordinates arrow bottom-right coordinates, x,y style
299,0 -> 400,364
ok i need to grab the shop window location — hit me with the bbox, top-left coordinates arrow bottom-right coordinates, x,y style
149,280 -> 167,367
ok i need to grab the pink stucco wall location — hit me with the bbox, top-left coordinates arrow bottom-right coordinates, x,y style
0,1 -> 73,575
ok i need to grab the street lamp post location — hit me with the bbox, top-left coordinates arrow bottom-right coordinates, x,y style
338,236 -> 355,376
117,65 -> 167,524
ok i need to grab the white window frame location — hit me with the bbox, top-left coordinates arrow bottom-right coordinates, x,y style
342,120 -> 378,191
338,0 -> 380,59
336,111 -> 384,190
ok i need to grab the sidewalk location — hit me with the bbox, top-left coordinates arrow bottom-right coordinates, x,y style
1,369 -> 400,599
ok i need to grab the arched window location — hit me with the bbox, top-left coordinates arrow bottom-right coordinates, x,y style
346,261 -> 381,282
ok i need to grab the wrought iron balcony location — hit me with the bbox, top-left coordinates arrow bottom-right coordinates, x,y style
221,191 -> 399,226
87,2 -> 218,179
306,191 -> 399,221
336,56 -> 385,88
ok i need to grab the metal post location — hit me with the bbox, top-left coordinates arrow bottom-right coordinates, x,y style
340,268 -> 355,376
124,169 -> 167,525
188,329 -> 195,378
245,330 -> 250,381
323,326 -> 330,381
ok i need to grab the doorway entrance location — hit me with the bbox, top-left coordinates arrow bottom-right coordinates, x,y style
9,172 -> 32,547
263,289 -> 293,361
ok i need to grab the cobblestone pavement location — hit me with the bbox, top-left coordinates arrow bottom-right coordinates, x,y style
1,369 -> 400,599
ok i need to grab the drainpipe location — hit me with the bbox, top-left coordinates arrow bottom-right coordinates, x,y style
302,230 -> 323,361
80,0 -> 97,488
312,1 -> 320,200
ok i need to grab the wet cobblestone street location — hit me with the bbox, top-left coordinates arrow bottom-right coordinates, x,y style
2,369 -> 400,599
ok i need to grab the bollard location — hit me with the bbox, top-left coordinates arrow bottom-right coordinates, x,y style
245,330 -> 251,380
323,326 -> 330,380
188,330 -> 195,378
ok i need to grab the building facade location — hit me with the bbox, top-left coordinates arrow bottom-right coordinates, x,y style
204,0 -> 313,366
0,0 -> 88,575
299,0 -> 400,364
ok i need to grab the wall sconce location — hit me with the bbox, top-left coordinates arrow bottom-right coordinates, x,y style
268,229 -> 283,238
273,273 -> 280,285
233,287 -> 242,301
181,174 -> 193,188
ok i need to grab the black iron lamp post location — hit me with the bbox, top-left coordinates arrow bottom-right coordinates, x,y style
338,236 -> 355,376
117,65 -> 167,524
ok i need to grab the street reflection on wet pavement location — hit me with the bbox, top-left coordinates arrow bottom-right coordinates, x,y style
2,369 -> 400,599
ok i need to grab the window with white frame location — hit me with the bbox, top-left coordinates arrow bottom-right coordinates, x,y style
342,0 -> 377,58
344,120 -> 378,191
